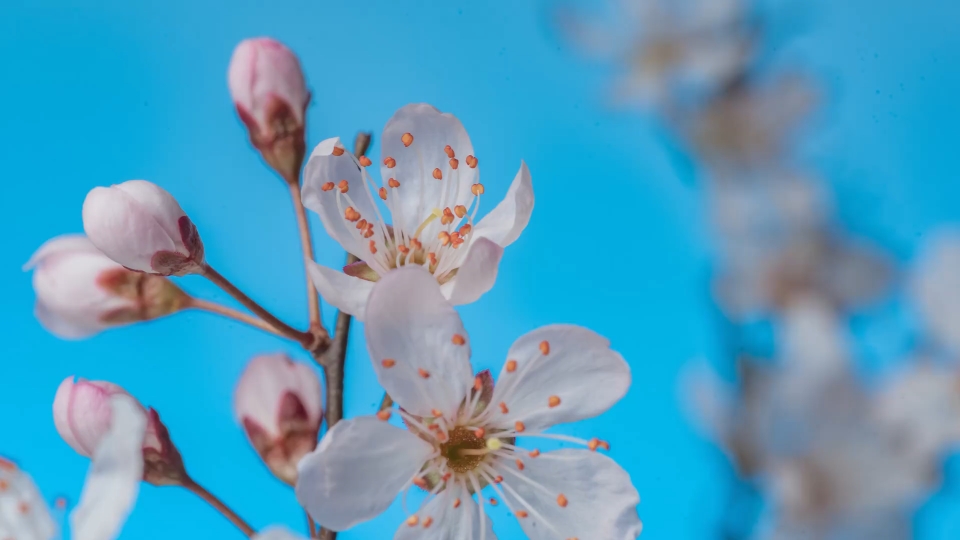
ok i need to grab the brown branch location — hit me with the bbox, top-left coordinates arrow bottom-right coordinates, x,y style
315,132 -> 371,540
289,180 -> 324,332
183,478 -> 256,537
201,263 -> 316,349
186,297 -> 285,338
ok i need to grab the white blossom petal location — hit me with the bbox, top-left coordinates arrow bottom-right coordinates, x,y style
379,104 -> 477,233
497,449 -> 641,540
252,526 -> 309,540
472,162 -> 533,248
306,260 -> 375,321
443,238 -> 503,306
296,416 -> 434,532
394,481 -> 495,540
0,460 -> 57,540
70,394 -> 147,540
365,267 -> 475,418
302,137 -> 386,268
489,325 -> 630,433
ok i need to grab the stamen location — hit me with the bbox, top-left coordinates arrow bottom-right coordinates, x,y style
359,156 -> 372,167
506,360 -> 518,372
332,146 -> 345,156
459,224 -> 472,236
406,516 -> 419,527
384,157 -> 397,168
438,232 -> 451,246
548,396 -> 561,408
515,459 -> 525,470
418,368 -> 431,379
539,341 -> 550,355
402,133 -> 414,147
377,409 -> 391,421
379,187 -> 387,200
454,205 -> 467,218
471,183 -> 485,195
489,498 -> 498,506
433,168 -> 443,180
344,207 -> 361,222
466,155 -> 478,168
529,449 -> 540,458
321,182 -> 335,191
369,240 -> 377,254
444,145 -> 455,158
338,180 -> 349,193
452,334 -> 466,346
516,510 -> 529,518
515,421 -> 526,433
388,178 -> 401,188
441,207 -> 455,225
449,158 -> 459,169
557,494 -> 568,507
474,428 -> 486,438
453,498 -> 461,508
422,516 -> 434,528
499,402 -> 509,414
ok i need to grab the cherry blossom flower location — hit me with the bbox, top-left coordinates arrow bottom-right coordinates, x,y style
296,267 -> 641,539
24,235 -> 187,339
911,228 -> 960,353
234,353 -> 323,485
228,38 -> 309,183
301,103 -> 534,320
0,457 -> 57,540
82,180 -> 205,276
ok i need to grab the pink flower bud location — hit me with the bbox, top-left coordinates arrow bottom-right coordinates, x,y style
53,377 -> 188,486
82,180 -> 204,276
228,38 -> 309,183
234,353 -> 323,485
25,235 -> 187,338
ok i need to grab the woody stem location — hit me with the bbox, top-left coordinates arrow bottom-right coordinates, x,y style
185,297 -> 285,338
183,478 -> 256,537
289,179 -> 323,331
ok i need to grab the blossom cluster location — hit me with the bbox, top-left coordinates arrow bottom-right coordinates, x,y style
564,0 -> 960,537
8,36 -> 642,540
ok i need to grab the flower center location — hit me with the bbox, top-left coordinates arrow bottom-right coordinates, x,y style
439,426 -> 487,473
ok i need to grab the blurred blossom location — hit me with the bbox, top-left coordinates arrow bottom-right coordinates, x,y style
82,180 -> 205,276
297,268 -> 641,538
53,377 -> 187,486
0,457 -> 57,540
228,38 -> 309,183
252,528 -> 308,540
302,103 -> 534,320
234,353 -> 323,485
561,0 -> 755,108
24,235 -> 187,339
911,228 -> 960,352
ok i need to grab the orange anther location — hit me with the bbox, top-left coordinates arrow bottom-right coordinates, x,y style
450,231 -> 462,243
369,240 -> 378,254
410,238 -> 423,250
474,427 -> 486,438
474,376 -> 483,391
379,187 -> 388,200
377,409 -> 392,421
466,155 -> 478,168
529,449 -> 540,458
338,180 -> 349,193
418,368 -> 431,379
449,158 -> 459,169
442,472 -> 452,482
398,244 -> 410,255
452,334 -> 466,345
454,205 -> 467,218
453,498 -> 462,509
406,515 -> 419,526
557,494 -> 568,508
356,218 -> 367,230
321,181 -> 335,191
402,133 -> 414,147
432,168 -> 443,180
459,224 -> 472,236
588,438 -> 600,451
363,225 -> 375,238
515,421 -> 526,432
384,157 -> 397,168
499,402 -> 509,414
388,178 -> 401,188
344,206 -> 361,222
359,156 -> 372,167
494,475 -> 503,484
506,360 -> 518,372
489,498 -> 498,506
382,359 -> 396,368
516,459 -> 525,470
539,341 -> 550,355
332,146 -> 345,156
428,252 -> 438,266
471,183 -> 485,195
516,510 -> 529,518
431,409 -> 444,418
422,516 -> 434,528
438,231 -> 451,246
599,440 -> 611,451
548,395 -> 561,408
444,145 -> 455,158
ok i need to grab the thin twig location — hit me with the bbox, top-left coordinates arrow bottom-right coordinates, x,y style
186,297 -> 285,338
183,478 -> 256,537
315,132 -> 371,540
306,511 -> 317,539
289,180 -> 323,332
201,263 -> 316,349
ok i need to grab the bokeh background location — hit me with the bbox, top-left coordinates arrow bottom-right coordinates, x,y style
2,0 -> 960,538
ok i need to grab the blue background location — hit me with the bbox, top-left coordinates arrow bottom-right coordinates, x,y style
2,0 -> 960,538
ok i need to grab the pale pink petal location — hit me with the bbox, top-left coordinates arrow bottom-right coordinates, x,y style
364,267 -> 475,418
443,238 -> 503,306
234,353 -> 323,438
472,162 -> 534,248
296,416 -> 434,531
0,461 -> 57,540
496,449 -> 641,540
228,38 -> 308,127
488,325 -> 630,433
70,395 -> 147,540
305,260 -> 375,321
379,104 -> 477,234
394,481 -> 495,540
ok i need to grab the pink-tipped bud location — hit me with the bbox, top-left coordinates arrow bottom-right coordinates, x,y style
53,377 -> 188,486
234,353 -> 323,485
228,37 -> 310,184
25,235 -> 187,339
82,180 -> 204,276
